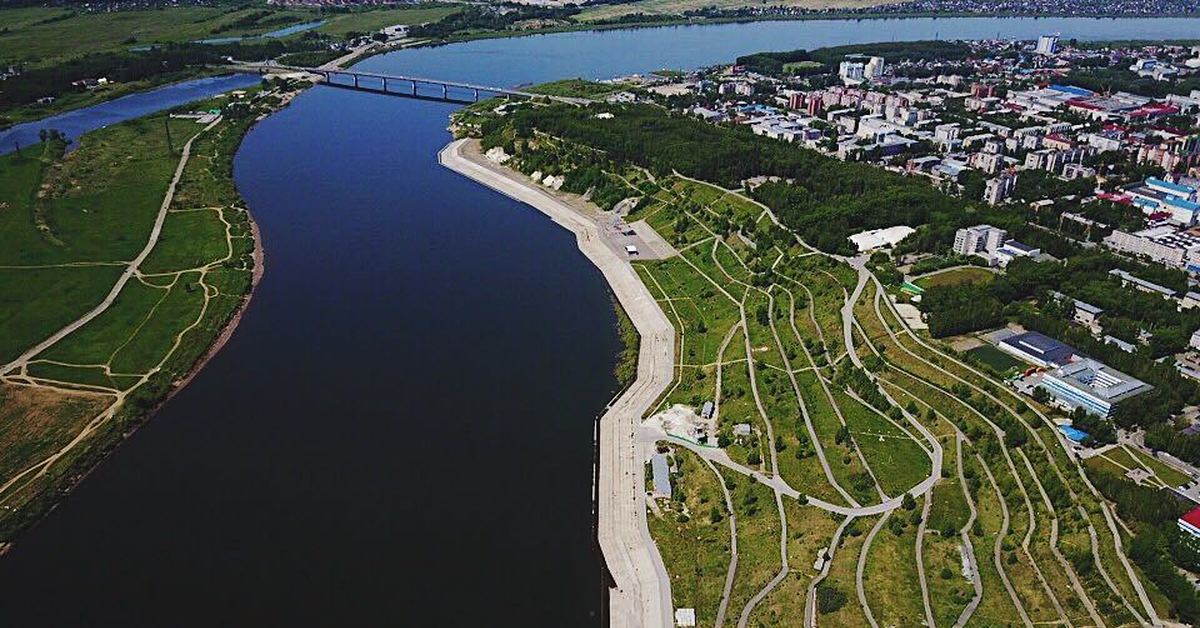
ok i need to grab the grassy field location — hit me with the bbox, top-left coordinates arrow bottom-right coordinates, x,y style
526,79 -> 627,99
316,4 -> 461,37
0,5 -> 314,65
0,86 -> 276,542
1125,445 -> 1193,488
914,266 -> 995,290
646,448 -> 733,625
966,344 -> 1024,375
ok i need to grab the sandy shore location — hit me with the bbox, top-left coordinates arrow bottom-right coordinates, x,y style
440,138 -> 676,627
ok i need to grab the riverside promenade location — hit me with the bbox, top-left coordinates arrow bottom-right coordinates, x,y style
440,139 -> 675,627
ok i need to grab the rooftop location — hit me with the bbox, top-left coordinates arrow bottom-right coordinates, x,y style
848,225 -> 915,252
1046,358 -> 1152,404
1148,177 -> 1196,197
999,331 -> 1079,367
1109,268 -> 1177,296
1181,505 -> 1200,530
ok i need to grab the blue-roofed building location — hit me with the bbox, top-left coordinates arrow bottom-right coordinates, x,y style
1164,197 -> 1200,226
998,331 -> 1081,368
1048,84 -> 1095,97
1147,177 -> 1197,199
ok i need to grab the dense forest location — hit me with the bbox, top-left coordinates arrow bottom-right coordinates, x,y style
482,103 -> 980,254
735,40 -> 973,76
0,37 -> 329,108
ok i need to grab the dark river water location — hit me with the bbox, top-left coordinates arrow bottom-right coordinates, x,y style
2,16 -> 1200,626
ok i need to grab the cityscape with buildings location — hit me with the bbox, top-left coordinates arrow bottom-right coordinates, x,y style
10,3 -> 1200,624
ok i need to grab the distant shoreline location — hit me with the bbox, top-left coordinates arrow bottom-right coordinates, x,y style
407,13 -> 1200,50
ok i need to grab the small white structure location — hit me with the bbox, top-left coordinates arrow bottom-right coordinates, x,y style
848,225 -> 915,252
675,608 -> 697,627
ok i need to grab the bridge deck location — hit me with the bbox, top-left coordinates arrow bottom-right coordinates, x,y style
234,63 -> 589,105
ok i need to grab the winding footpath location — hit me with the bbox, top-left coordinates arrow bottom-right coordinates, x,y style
0,118 -> 220,378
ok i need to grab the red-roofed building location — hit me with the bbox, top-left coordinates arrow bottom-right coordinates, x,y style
1097,192 -> 1133,205
1179,506 -> 1200,539
1044,134 -> 1076,151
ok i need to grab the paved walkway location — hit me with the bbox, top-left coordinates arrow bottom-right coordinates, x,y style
440,139 -> 675,627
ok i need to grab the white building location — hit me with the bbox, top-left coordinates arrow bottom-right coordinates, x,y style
838,61 -> 865,84
984,173 -> 1017,205
864,56 -> 886,80
953,224 -> 1008,256
1104,226 -> 1200,272
1035,34 -> 1059,56
1041,359 -> 1152,418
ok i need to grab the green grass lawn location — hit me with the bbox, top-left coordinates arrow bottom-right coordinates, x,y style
723,472 -> 784,622
527,79 -> 624,100
0,90 -> 264,543
317,4 -> 462,37
0,5 -> 314,65
141,209 -> 231,274
914,266 -> 995,290
966,344 -> 1024,375
647,448 -> 733,625
862,509 -> 926,626
1125,445 -> 1193,488
0,266 -> 124,363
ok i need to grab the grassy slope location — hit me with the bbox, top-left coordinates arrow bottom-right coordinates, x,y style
0,5 -> 314,66
647,448 -> 733,625
0,91 -> 262,542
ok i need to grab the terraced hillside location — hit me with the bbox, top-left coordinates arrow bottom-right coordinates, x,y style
459,107 -> 1178,625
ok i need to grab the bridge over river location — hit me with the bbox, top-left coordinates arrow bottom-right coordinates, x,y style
232,63 -> 591,105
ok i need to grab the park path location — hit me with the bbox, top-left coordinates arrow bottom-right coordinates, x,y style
953,434 -> 985,628
0,117 -> 221,378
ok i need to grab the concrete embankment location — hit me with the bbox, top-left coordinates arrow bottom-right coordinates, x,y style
439,138 -> 675,627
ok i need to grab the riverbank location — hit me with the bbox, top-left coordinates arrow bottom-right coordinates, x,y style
0,85 -> 293,545
406,12 -> 1200,50
439,137 -> 675,627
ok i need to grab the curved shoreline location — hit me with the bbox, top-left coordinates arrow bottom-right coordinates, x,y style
0,120 -> 268,552
439,138 -> 675,627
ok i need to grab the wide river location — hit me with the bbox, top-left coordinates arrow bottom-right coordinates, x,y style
1,16 -> 1198,626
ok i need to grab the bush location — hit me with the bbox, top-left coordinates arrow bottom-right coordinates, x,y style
816,584 -> 848,613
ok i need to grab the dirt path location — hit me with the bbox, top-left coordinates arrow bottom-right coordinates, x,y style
1,118 -> 221,378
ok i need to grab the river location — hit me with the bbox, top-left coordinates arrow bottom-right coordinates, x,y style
0,16 -> 1198,626
0,73 -> 262,155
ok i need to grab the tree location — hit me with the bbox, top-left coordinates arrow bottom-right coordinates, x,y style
902,492 -> 917,511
